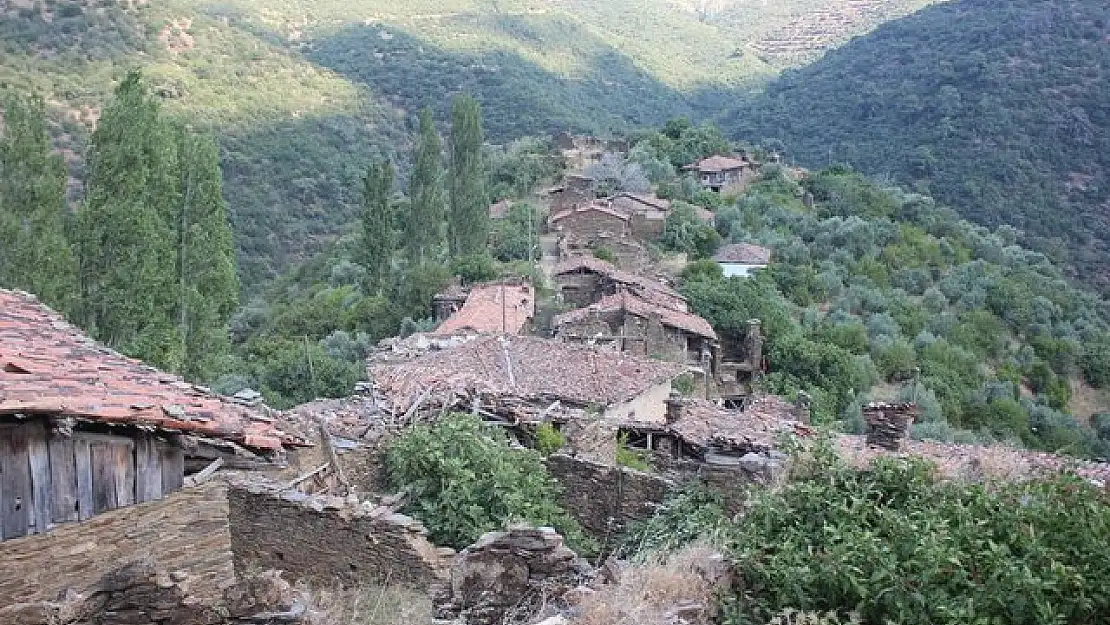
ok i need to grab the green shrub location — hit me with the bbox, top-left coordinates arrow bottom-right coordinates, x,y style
672,373 -> 697,396
621,486 -> 731,558
616,432 -> 652,471
721,446 -> 1110,625
386,413 -> 590,551
592,246 -> 616,263
534,422 -> 566,456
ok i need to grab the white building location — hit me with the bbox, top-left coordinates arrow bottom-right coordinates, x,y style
714,243 -> 772,278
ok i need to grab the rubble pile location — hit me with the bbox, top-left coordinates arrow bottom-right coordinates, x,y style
863,402 -> 918,451
434,527 -> 592,625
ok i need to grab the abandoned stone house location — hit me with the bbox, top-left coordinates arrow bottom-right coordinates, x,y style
552,290 -> 718,366
684,154 -> 758,192
546,173 -> 598,213
370,334 -> 685,424
549,199 -> 631,243
551,255 -> 686,311
0,289 -> 312,622
609,192 -> 672,240
433,281 -> 535,337
714,242 -> 772,278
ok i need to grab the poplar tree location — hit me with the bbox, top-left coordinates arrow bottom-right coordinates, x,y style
448,95 -> 488,258
359,158 -> 395,294
406,108 -> 445,264
0,94 -> 77,312
177,130 -> 240,380
77,71 -> 183,370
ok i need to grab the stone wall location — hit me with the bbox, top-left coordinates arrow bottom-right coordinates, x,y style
0,482 -> 235,611
546,454 -> 675,544
228,484 -> 450,590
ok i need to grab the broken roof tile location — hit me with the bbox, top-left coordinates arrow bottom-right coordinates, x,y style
434,282 -> 535,337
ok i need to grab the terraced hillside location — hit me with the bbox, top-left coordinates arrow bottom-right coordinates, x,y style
0,0 -> 939,286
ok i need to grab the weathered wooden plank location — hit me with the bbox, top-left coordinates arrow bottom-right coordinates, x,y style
26,421 -> 52,535
90,442 -> 118,514
48,435 -> 79,524
0,426 -> 33,539
113,442 -> 135,508
161,443 -> 185,493
74,438 -> 93,521
134,434 -> 162,503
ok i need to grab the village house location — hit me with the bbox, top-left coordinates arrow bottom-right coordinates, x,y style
0,290 -> 296,542
552,290 -> 718,366
684,154 -> 758,192
610,191 -> 671,240
714,242 -> 772,278
432,279 -> 469,321
551,255 -> 686,310
371,334 -> 685,424
545,173 -> 598,213
549,199 -> 631,241
433,281 -> 535,337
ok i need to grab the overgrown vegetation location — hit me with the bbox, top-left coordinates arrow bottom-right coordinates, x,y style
720,444 -> 1110,625
385,413 -> 590,552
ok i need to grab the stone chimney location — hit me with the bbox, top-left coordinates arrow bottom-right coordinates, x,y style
863,402 -> 918,451
745,319 -> 763,372
664,391 -> 686,425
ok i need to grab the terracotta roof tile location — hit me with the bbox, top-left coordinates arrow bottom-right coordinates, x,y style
553,291 -> 717,340
434,282 -> 535,336
371,335 -> 685,410
714,243 -> 772,264
669,396 -> 805,450
552,256 -> 687,309
550,200 -> 631,224
0,289 -> 295,451
611,192 -> 672,211
683,154 -> 752,173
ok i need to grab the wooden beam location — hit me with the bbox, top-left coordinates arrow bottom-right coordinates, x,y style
48,434 -> 79,524
134,433 -> 163,503
0,424 -> 32,538
26,421 -> 52,535
74,438 -> 93,521
90,442 -> 118,514
160,443 -> 185,493
113,441 -> 135,508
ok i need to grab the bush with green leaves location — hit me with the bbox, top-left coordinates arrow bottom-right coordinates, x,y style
621,486 -> 731,558
721,445 -> 1110,625
385,413 -> 589,551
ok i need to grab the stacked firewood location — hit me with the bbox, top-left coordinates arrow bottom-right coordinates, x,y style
863,402 -> 917,451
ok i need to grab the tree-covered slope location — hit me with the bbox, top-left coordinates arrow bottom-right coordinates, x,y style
0,0 -> 937,286
726,0 -> 1110,290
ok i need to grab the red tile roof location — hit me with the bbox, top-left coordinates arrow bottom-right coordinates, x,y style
552,256 -> 687,309
683,155 -> 752,173
714,242 -> 772,265
433,282 -> 535,336
371,335 -> 685,410
553,291 -> 717,340
550,200 -> 631,224
611,192 -> 672,211
0,290 -> 293,451
669,395 -> 805,450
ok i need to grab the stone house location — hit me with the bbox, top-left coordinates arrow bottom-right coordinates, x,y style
432,280 -> 469,322
551,255 -> 686,310
434,281 -> 535,337
549,199 -> 631,242
546,174 -> 598,214
610,192 -> 671,241
552,291 -> 718,365
371,334 -> 685,423
714,242 -> 772,278
683,154 -> 758,192
0,289 -> 298,542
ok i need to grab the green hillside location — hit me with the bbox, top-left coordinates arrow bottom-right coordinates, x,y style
725,0 -> 1110,291
0,0 -> 936,285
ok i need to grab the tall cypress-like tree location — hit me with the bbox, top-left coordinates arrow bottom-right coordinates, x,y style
177,130 -> 240,380
0,94 -> 77,312
360,158 -> 395,294
406,108 -> 445,264
77,71 -> 183,370
448,95 -> 488,258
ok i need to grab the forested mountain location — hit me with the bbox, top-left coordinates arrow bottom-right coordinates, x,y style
0,0 -> 935,285
725,0 -> 1110,291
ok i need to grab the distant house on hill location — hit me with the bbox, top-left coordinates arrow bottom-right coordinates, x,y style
433,281 -> 535,337
551,256 -> 686,311
545,174 -> 597,213
684,154 -> 757,192
0,289 -> 296,541
610,192 -> 672,240
714,243 -> 772,278
549,200 -> 631,241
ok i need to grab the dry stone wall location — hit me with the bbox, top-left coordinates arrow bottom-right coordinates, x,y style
227,484 -> 450,590
546,454 -> 675,543
0,482 -> 235,611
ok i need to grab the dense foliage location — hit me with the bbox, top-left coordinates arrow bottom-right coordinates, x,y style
727,0 -> 1110,291
385,413 -> 589,551
679,164 -> 1110,456
721,445 -> 1110,625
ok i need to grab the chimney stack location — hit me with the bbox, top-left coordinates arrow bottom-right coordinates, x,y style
664,390 -> 686,425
